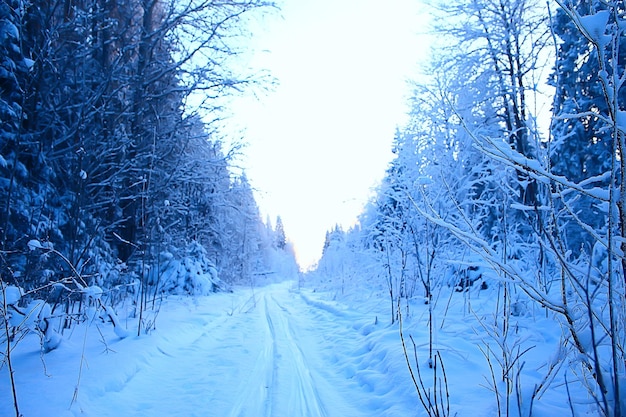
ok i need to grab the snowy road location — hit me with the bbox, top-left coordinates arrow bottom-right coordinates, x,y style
0,283 -> 412,417
64,282 -> 407,417
227,290 -> 362,417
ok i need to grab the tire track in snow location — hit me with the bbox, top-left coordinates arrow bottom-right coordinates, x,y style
262,295 -> 277,417
227,295 -> 275,417
265,294 -> 328,417
78,284 -> 391,417
268,289 -> 374,417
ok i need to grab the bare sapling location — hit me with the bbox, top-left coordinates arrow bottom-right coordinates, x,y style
1,281 -> 21,417
398,295 -> 451,417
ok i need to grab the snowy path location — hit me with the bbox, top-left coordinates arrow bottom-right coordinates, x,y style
2,281 -> 416,416
226,290 -> 365,417
82,284 -> 375,417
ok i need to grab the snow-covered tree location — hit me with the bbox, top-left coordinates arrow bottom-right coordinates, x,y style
549,0 -> 626,253
215,174 -> 266,284
274,216 -> 286,250
0,0 -> 29,252
310,1 -> 625,416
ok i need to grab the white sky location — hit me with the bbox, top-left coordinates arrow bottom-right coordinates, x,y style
229,0 -> 430,269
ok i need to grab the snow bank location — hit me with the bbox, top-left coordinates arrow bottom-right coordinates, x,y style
2,284 -> 22,305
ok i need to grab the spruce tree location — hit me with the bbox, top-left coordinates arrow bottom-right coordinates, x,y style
549,0 -> 626,251
550,0 -> 623,183
274,216 -> 286,250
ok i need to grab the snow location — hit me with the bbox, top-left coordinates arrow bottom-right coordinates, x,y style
2,285 -> 22,305
1,277 -> 595,417
22,58 -> 34,70
0,19 -> 19,41
27,239 -> 54,251
83,285 -> 103,301
26,239 -> 43,251
1,282 -> 413,416
617,110 -> 626,133
578,10 -> 611,47
415,176 -> 434,186
103,305 -> 130,339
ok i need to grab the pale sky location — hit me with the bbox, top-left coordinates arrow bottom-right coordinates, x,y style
229,0 -> 430,269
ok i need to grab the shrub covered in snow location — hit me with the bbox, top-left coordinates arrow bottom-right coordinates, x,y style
153,242 -> 226,296
2,287 -> 62,352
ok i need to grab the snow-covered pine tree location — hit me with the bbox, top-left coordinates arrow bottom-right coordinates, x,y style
549,0 -> 626,253
0,0 -> 29,254
274,216 -> 286,250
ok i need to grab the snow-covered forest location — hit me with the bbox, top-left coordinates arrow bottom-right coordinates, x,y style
309,1 -> 626,416
0,0 -> 298,306
1,0 -> 298,413
1,0 -> 625,416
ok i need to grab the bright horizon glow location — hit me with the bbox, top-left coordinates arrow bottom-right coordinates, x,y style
229,0 -> 430,269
